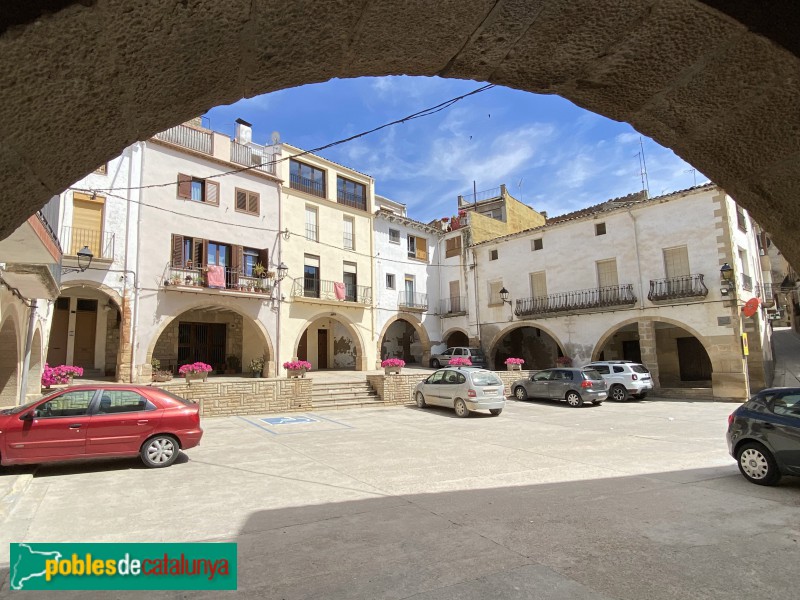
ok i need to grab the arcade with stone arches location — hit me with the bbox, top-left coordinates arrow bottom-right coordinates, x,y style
295,315 -> 365,371
488,324 -> 566,371
377,315 -> 432,366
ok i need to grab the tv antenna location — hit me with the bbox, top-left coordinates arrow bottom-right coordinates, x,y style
271,131 -> 281,146
635,136 -> 650,197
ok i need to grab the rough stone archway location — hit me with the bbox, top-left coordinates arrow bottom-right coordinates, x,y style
27,328 -> 43,399
291,311 -> 366,371
3,3 -> 800,270
0,316 -> 20,407
442,328 -> 470,349
377,314 -> 432,367
486,322 -> 566,370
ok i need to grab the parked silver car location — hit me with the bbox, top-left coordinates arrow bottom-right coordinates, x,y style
584,360 -> 653,401
429,347 -> 487,368
511,368 -> 607,407
414,367 -> 505,417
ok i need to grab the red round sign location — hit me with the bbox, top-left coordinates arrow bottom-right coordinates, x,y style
742,298 -> 760,317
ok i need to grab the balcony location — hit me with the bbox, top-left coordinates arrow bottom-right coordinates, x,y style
514,284 -> 637,318
162,263 -> 273,298
290,173 -> 325,198
647,274 -> 708,302
61,226 -> 114,261
336,189 -> 367,212
740,273 -> 753,292
154,124 -> 213,155
291,278 -> 371,306
231,141 -> 276,175
398,291 -> 428,311
440,296 -> 467,317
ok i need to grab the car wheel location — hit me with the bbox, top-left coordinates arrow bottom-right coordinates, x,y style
415,392 -> 427,408
454,398 -> 470,418
610,385 -> 628,402
565,391 -> 584,407
489,408 -> 503,416
140,434 -> 179,468
430,358 -> 441,368
737,442 -> 781,486
513,386 -> 528,401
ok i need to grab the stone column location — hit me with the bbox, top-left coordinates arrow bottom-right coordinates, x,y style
115,296 -> 133,382
637,321 -> 660,388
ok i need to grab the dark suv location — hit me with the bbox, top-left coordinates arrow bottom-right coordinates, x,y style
727,387 -> 800,485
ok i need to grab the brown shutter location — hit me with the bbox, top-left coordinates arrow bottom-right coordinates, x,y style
248,192 -> 259,215
416,237 -> 428,261
258,248 -> 269,272
193,238 -> 204,266
205,180 -> 219,206
177,174 -> 192,199
202,239 -> 209,267
171,234 -> 184,267
232,245 -> 243,273
236,189 -> 247,211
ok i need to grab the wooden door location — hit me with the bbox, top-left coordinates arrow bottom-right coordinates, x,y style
73,299 -> 98,368
677,337 -> 712,381
47,298 -> 70,365
318,329 -> 328,369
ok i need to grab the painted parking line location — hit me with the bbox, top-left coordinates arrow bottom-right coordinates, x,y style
238,413 -> 354,436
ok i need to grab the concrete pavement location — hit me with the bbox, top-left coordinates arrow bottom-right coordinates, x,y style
770,326 -> 800,387
1,398 -> 798,599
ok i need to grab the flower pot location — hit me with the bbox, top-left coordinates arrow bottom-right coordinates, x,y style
251,371 -> 260,378
384,366 -> 402,375
184,371 -> 208,384
507,364 -> 522,371
287,368 -> 306,379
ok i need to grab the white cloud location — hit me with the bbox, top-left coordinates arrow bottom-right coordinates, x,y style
615,132 -> 640,145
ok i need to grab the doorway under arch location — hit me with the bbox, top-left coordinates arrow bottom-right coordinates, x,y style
0,317 -> 19,407
378,316 -> 431,366
491,325 -> 564,371
296,315 -> 364,371
444,330 -> 469,348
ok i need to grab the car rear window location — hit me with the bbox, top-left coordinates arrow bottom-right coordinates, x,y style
469,349 -> 486,359
581,369 -> 603,381
155,389 -> 196,406
471,372 -> 502,386
631,365 -> 650,374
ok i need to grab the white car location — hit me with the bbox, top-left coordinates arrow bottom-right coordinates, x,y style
414,367 -> 504,417
584,360 -> 653,401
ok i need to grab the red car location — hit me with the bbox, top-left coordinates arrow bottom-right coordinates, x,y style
0,385 -> 202,468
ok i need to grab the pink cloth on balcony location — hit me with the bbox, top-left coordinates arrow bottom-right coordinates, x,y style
206,265 -> 226,289
333,281 -> 346,300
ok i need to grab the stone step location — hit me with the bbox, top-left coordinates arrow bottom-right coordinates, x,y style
311,388 -> 378,398
312,398 -> 389,410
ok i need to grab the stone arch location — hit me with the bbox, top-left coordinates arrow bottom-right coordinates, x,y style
0,315 -> 20,407
27,327 -> 43,398
145,301 -> 275,377
291,311 -> 366,371
591,316 -> 715,363
441,327 -> 469,349
4,4 -> 800,273
486,322 -> 567,370
59,280 -> 124,309
376,314 -> 432,366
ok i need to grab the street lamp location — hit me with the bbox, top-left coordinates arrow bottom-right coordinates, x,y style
62,246 -> 94,274
720,262 -> 734,295
276,262 -> 289,282
499,287 -> 511,304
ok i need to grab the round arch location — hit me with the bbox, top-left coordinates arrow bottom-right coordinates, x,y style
290,311 -> 366,371
591,316 -> 715,363
0,315 -> 20,407
441,328 -> 469,349
376,314 -> 432,366
27,327 -> 43,398
145,301 -> 275,375
59,280 -> 125,310
486,321 -> 567,366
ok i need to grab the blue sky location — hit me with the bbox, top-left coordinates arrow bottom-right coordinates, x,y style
205,76 -> 708,222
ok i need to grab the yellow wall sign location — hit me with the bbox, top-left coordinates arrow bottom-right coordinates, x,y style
741,333 -> 749,356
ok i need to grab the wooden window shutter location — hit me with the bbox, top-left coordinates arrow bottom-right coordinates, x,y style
415,237 -> 428,261
177,174 -> 192,199
232,245 -> 243,272
193,238 -> 204,266
171,234 -> 184,266
248,192 -> 259,214
236,190 -> 248,211
258,248 -> 269,270
205,180 -> 219,205
202,239 -> 209,266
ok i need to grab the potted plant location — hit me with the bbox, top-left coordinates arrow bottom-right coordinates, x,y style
178,362 -> 213,383
225,355 -> 241,374
505,357 -> 525,371
249,356 -> 265,378
555,356 -> 573,367
170,274 -> 182,286
283,360 -> 312,379
381,358 -> 405,375
253,262 -> 267,278
41,364 -> 84,388
448,357 -> 472,366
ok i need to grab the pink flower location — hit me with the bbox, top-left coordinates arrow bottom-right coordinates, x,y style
505,358 -> 525,365
448,357 -> 472,366
283,360 -> 312,371
178,362 -> 213,375
41,364 -> 84,387
381,358 -> 405,368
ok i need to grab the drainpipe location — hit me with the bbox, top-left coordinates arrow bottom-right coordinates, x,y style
130,142 -> 145,382
19,299 -> 37,404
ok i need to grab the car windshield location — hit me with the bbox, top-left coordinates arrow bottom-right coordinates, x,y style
631,365 -> 650,374
471,371 -> 502,386
2,395 -> 51,415
470,350 -> 486,359
581,369 -> 603,381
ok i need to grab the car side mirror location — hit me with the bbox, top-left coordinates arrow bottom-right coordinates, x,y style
19,411 -> 33,421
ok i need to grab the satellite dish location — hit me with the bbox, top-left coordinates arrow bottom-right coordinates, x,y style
271,131 -> 281,145
742,298 -> 760,318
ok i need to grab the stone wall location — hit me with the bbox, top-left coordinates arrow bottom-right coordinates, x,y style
153,377 -> 312,417
152,309 -> 244,373
104,307 -> 119,377
367,373 -> 428,404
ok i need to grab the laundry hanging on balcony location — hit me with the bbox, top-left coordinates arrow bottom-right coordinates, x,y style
207,265 -> 226,289
333,281 -> 346,300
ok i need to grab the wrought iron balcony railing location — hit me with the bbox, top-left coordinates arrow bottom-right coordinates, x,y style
291,277 -> 372,305
440,296 -> 467,315
755,283 -> 776,307
290,173 -> 325,198
163,263 -> 273,296
230,141 -> 276,175
514,284 -> 637,318
398,291 -> 428,310
336,189 -> 367,211
61,226 -> 114,260
154,124 -> 213,155
740,273 -> 753,292
647,274 -> 708,301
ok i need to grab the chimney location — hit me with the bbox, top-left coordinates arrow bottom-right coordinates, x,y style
235,118 -> 253,145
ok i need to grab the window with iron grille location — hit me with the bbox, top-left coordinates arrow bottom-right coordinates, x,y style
343,216 -> 355,250
235,188 -> 259,215
177,173 -> 219,205
305,205 -> 318,241
337,176 -> 367,210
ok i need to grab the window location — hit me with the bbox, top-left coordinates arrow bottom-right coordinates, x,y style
290,159 -> 326,198
33,390 -> 94,418
488,280 -> 504,306
94,163 -> 107,175
343,261 -> 357,301
171,234 -> 204,267
305,206 -> 318,241
389,229 -> 400,244
736,204 -> 747,232
489,249 -> 499,261
177,173 -> 219,205
403,276 -> 415,305
97,390 -> 152,414
235,188 -> 259,215
531,238 -> 543,251
408,235 -> 428,261
386,273 -> 396,289
613,366 -> 625,373
343,216 -> 354,250
771,393 -> 800,419
304,255 -> 320,298
529,271 -> 547,298
445,236 -> 462,258
337,176 -> 367,211
243,247 -> 259,277
596,258 -> 619,288
663,246 -> 690,278
595,222 -> 606,236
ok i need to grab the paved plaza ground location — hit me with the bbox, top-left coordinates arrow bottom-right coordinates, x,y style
1,397 -> 799,599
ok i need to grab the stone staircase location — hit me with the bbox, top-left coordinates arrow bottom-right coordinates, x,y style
311,381 -> 384,410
